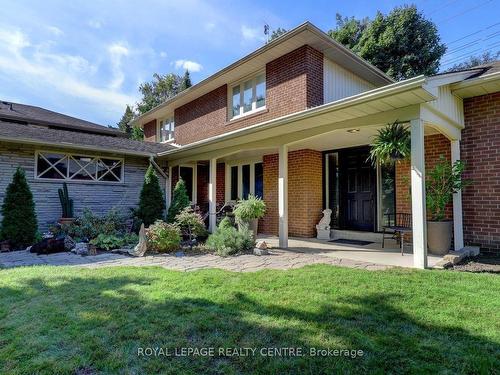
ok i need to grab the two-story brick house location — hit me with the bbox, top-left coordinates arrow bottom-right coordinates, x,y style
131,22 -> 500,268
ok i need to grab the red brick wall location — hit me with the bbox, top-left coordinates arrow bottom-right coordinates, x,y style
143,119 -> 157,142
173,45 -> 324,145
216,163 -> 225,205
462,92 -> 500,252
262,149 -> 323,237
395,134 -> 452,218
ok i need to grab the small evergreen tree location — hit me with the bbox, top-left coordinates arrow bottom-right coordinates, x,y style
1,167 -> 38,248
179,70 -> 192,91
138,165 -> 165,226
116,105 -> 135,136
167,179 -> 190,223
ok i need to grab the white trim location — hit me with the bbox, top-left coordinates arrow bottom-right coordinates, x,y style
278,144 -> 288,248
224,158 -> 263,202
34,150 -> 124,183
228,70 -> 266,121
208,158 -> 217,233
158,115 -> 175,142
451,140 -> 464,250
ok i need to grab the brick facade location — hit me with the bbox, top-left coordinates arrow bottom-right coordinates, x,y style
261,149 -> 322,237
395,134 -> 452,218
143,119 -> 157,142
461,92 -> 500,253
173,45 -> 324,145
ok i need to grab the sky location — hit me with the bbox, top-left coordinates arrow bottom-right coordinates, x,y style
0,0 -> 498,126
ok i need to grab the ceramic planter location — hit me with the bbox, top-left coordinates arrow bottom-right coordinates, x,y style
427,220 -> 452,255
58,217 -> 75,226
238,218 -> 259,243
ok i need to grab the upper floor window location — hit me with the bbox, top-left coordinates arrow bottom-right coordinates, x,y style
230,73 -> 266,119
35,151 -> 124,183
160,116 -> 175,142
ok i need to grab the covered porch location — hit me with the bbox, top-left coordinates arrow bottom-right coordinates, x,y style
159,75 -> 468,269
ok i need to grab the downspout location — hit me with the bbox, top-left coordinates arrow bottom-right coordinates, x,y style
149,156 -> 169,214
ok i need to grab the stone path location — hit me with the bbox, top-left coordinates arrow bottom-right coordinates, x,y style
0,249 -> 391,272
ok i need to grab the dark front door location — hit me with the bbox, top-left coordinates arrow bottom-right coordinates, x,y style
340,147 -> 376,231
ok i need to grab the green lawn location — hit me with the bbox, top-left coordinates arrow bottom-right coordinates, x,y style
0,265 -> 499,374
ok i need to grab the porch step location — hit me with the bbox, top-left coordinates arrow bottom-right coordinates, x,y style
330,229 -> 383,243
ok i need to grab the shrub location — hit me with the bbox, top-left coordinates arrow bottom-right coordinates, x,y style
206,220 -> 253,256
1,167 -> 38,249
167,179 -> 190,223
175,207 -> 207,245
138,165 -> 165,226
146,220 -> 181,252
89,233 -> 139,251
233,195 -> 266,224
63,208 -> 126,241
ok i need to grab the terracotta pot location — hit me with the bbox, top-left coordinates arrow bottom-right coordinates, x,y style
58,217 -> 75,226
427,220 -> 452,255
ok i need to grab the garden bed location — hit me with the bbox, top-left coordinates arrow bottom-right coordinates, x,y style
450,254 -> 500,274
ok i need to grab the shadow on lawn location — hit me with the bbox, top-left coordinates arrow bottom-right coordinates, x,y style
0,273 -> 498,374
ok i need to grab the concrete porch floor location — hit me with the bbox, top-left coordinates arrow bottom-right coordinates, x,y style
259,235 -> 442,268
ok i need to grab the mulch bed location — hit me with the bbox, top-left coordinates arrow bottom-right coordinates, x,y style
450,254 -> 500,274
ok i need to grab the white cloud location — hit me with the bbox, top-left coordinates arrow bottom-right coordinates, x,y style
88,19 -> 103,29
204,22 -> 216,31
241,25 -> 266,42
47,26 -> 63,36
108,42 -> 129,90
159,51 -> 167,58
0,28 -> 136,114
174,59 -> 203,72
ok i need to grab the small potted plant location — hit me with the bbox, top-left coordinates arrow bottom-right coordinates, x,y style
369,121 -> 411,165
58,182 -> 75,225
233,195 -> 266,242
426,156 -> 470,255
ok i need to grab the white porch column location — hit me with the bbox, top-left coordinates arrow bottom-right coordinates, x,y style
410,119 -> 428,269
278,144 -> 288,248
208,158 -> 217,233
451,140 -> 464,250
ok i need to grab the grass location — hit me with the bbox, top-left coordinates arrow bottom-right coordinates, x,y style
0,265 -> 499,374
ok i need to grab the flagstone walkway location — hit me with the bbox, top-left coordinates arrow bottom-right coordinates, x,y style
0,248 -> 390,272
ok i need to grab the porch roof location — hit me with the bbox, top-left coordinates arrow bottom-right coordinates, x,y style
158,75 -> 437,161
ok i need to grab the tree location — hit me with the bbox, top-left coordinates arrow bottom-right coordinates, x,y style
130,126 -> 144,141
444,51 -> 500,73
138,165 -> 165,226
179,70 -> 192,91
1,167 -> 38,249
329,5 -> 446,80
136,73 -> 183,115
166,179 -> 190,223
269,27 -> 288,42
116,105 -> 134,135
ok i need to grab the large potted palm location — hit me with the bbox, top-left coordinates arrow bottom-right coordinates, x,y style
426,156 -> 469,255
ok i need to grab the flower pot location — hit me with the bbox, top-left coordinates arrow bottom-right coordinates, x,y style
238,219 -> 259,243
58,217 -> 75,226
427,220 -> 452,255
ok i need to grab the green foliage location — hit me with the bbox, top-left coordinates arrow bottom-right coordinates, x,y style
136,73 -> 185,115
58,182 -> 74,218
179,70 -> 192,91
426,156 -> 470,221
167,179 -> 190,223
146,220 -> 181,252
233,194 -> 266,224
444,51 -> 500,73
175,207 -> 207,244
138,165 -> 165,226
0,167 -> 38,249
116,105 -> 135,136
268,27 -> 288,41
369,122 -> 411,166
90,233 -> 138,251
130,126 -> 144,141
329,5 -> 446,80
62,208 -> 126,242
206,220 -> 253,256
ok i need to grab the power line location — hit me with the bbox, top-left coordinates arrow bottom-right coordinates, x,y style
437,0 -> 494,24
440,47 -> 500,67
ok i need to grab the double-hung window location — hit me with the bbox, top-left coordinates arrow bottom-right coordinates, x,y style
230,73 -> 266,119
226,161 -> 263,201
160,116 -> 175,142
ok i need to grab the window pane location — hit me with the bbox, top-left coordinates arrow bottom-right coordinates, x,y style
242,164 -> 250,199
180,166 -> 193,202
69,156 -> 95,180
254,162 -> 263,198
230,166 -> 238,200
232,86 -> 240,117
37,153 -> 67,179
170,118 -> 175,139
255,75 -> 266,108
97,159 -> 121,182
243,80 -> 253,113
381,164 -> 396,226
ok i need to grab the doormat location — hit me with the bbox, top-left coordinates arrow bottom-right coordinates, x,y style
329,239 -> 373,246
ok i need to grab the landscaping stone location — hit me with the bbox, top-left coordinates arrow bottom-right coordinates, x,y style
253,248 -> 269,256
72,242 -> 89,256
64,235 -> 76,251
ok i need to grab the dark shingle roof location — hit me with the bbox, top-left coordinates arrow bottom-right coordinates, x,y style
0,100 -> 125,137
0,120 -> 176,155
465,60 -> 500,79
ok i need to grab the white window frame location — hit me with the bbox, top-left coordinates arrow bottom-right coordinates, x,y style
228,70 -> 266,120
158,115 -> 175,143
225,159 -> 263,202
34,151 -> 124,183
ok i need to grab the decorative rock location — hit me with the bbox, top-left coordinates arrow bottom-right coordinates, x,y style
255,241 -> 268,250
128,224 -> 147,257
253,248 -> 269,256
72,242 -> 89,256
64,235 -> 76,251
